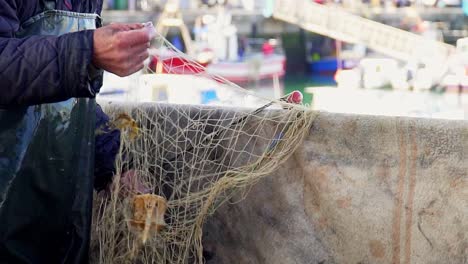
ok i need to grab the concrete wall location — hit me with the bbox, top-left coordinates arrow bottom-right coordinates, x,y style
203,112 -> 468,264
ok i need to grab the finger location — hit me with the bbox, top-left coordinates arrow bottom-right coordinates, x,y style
118,28 -> 151,47
126,23 -> 145,30
126,61 -> 145,76
128,43 -> 150,56
108,23 -> 132,31
130,49 -> 150,65
109,23 -> 144,32
121,49 -> 148,74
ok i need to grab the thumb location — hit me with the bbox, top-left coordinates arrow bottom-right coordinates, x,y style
118,28 -> 152,47
126,23 -> 145,30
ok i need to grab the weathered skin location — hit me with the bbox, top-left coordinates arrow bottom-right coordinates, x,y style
203,112 -> 468,264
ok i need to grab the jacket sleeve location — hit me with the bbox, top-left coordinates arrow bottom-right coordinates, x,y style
0,3 -> 101,108
94,104 -> 121,191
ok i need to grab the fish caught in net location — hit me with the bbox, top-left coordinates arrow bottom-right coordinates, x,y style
91,23 -> 316,263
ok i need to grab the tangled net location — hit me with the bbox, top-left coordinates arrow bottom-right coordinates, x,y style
91,28 -> 316,263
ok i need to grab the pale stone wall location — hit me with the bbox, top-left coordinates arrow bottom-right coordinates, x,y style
203,112 -> 468,264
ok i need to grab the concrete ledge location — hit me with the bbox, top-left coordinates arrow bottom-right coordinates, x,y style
203,112 -> 468,264
101,102 -> 467,263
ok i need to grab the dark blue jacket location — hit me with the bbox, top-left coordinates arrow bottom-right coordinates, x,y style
0,0 -> 119,190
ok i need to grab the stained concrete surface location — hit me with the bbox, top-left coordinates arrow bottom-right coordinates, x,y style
203,112 -> 468,264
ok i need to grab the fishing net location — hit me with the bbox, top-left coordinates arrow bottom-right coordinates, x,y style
91,23 -> 316,263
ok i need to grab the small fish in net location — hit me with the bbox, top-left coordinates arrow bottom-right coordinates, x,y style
126,194 -> 167,244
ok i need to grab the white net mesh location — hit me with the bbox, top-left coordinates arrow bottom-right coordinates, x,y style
91,28 -> 316,263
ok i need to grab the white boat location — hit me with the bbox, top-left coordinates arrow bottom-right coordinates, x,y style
153,1 -> 285,95
206,53 -> 285,83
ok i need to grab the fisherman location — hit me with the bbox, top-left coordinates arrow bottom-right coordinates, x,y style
0,0 -> 151,262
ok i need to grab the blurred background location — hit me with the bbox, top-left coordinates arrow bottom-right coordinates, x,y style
98,0 -> 468,120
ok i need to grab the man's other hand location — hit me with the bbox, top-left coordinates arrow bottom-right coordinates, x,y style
92,23 -> 151,77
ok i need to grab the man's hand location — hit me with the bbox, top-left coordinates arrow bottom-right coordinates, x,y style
93,23 -> 151,77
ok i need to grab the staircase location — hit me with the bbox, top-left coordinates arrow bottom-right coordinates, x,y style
273,0 -> 455,66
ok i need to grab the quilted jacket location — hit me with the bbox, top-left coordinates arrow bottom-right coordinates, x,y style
0,0 -> 119,190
